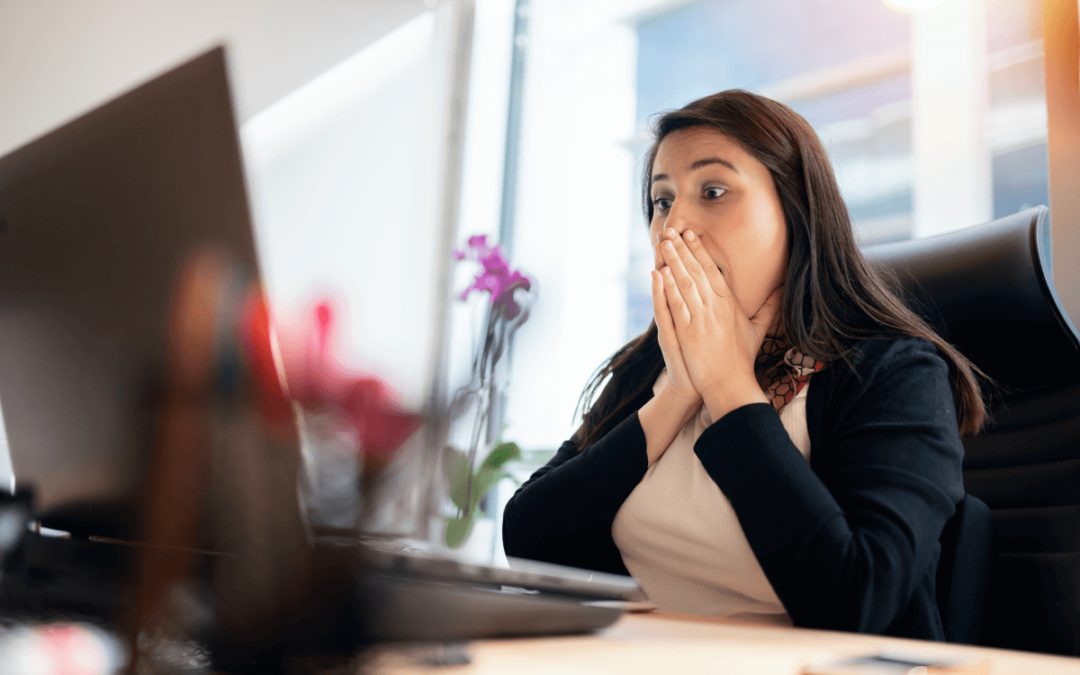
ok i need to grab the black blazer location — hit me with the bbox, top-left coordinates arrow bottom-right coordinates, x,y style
503,335 -> 966,640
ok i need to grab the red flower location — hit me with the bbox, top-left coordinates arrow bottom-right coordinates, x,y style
239,294 -> 422,460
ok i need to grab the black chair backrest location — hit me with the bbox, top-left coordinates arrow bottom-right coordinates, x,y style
865,206 -> 1080,655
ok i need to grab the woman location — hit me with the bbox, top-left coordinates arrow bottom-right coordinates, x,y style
501,90 -> 986,640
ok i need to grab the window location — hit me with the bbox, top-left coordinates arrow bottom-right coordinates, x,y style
501,0 -> 1051,452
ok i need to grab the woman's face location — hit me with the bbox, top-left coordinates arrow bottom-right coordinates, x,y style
649,126 -> 789,323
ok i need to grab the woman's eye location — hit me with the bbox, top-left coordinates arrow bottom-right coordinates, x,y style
703,187 -> 726,200
653,197 -> 672,211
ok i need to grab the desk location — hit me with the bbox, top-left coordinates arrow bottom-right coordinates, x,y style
372,611 -> 1080,674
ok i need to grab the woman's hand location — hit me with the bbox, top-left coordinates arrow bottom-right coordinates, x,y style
657,227 -> 783,420
636,256 -> 709,466
650,263 -> 701,410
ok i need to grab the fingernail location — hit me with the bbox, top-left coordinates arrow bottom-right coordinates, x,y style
662,240 -> 674,252
685,230 -> 696,242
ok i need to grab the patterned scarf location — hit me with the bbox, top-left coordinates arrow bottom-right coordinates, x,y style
755,335 -> 827,412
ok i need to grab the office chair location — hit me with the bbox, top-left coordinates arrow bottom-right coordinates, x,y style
865,205 -> 1080,654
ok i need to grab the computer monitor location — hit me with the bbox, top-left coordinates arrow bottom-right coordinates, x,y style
0,46 -> 267,536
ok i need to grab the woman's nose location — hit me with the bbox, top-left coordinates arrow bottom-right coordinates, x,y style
663,202 -> 694,237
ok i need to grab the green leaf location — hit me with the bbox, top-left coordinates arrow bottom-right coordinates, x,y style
444,448 -> 471,512
445,443 -> 521,515
480,442 -> 521,471
466,469 -> 512,513
445,514 -> 475,548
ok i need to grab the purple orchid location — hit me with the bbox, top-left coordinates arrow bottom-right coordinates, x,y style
445,235 -> 536,548
454,235 -> 532,320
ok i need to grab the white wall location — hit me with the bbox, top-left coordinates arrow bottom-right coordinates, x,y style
0,0 -> 430,156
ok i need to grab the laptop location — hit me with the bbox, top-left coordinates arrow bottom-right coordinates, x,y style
0,46 -> 642,641
0,47 -> 261,534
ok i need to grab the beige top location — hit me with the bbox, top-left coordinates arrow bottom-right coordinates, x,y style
611,369 -> 812,624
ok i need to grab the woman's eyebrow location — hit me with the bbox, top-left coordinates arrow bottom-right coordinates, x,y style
689,157 -> 739,173
651,157 -> 740,184
651,157 -> 739,185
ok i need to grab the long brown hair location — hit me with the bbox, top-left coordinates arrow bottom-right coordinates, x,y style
575,90 -> 986,447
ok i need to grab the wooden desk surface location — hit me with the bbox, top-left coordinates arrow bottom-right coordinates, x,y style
371,611 -> 1080,674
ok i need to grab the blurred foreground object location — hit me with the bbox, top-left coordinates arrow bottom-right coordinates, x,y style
131,249 -> 317,668
0,622 -> 129,675
282,301 -> 424,529
272,301 -> 424,465
0,490 -> 33,566
131,249 -> 420,670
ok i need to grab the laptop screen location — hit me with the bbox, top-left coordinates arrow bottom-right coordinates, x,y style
0,47 -> 264,530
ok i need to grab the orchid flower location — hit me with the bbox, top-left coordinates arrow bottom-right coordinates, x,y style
444,235 -> 536,547
453,235 -> 532,320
